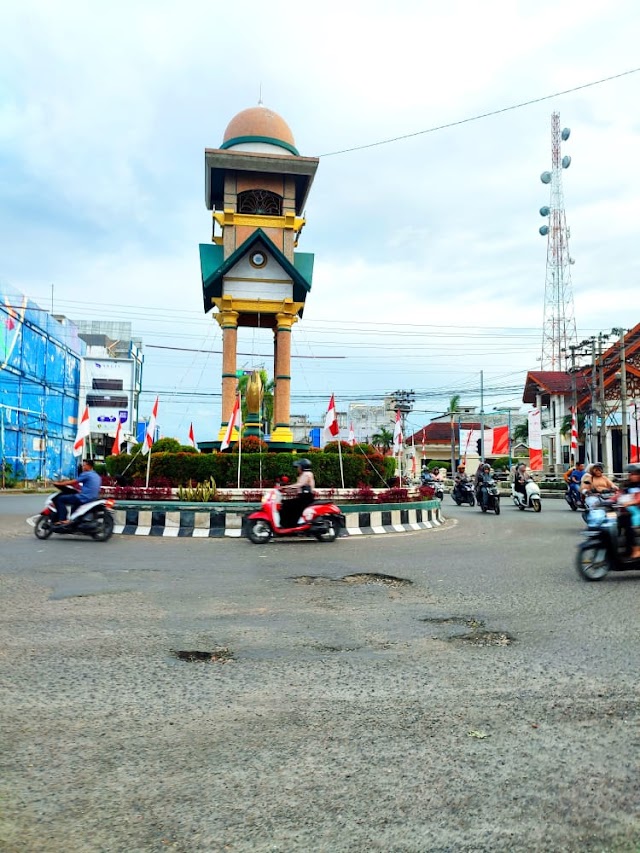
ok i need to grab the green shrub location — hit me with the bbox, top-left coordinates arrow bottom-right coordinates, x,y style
106,449 -> 393,488
177,476 -> 217,502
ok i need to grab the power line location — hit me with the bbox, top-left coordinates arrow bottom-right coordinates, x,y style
318,66 -> 640,157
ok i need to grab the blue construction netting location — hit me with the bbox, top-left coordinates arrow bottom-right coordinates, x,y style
1,282 -> 85,481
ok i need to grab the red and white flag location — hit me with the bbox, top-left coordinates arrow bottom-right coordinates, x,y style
348,422 -> 356,446
111,418 -> 122,456
141,396 -> 159,456
570,407 -> 578,459
393,410 -> 403,455
188,422 -> 196,448
630,401 -> 640,464
73,405 -> 90,457
491,425 -> 509,456
220,396 -> 241,451
528,408 -> 543,471
324,394 -> 340,438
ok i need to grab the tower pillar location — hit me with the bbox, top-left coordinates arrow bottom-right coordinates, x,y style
270,304 -> 297,444
216,300 -> 239,442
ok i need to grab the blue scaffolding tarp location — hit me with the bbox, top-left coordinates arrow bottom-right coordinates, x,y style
1,282 -> 85,481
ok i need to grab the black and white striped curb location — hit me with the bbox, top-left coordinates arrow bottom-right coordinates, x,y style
112,505 -> 443,538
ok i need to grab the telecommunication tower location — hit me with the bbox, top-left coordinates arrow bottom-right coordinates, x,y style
538,112 -> 578,370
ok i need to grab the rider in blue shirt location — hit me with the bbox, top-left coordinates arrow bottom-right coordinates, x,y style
53,459 -> 102,522
568,462 -> 585,498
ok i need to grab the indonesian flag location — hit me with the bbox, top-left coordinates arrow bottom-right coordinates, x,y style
111,418 -> 122,456
348,422 -> 356,446
188,422 -> 196,448
570,407 -> 578,458
393,410 -> 403,455
73,405 -> 90,457
141,396 -> 159,456
630,401 -> 640,464
528,408 -> 543,471
324,394 -> 340,438
220,395 -> 241,451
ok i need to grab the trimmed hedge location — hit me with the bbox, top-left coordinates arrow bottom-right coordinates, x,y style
105,450 -> 397,489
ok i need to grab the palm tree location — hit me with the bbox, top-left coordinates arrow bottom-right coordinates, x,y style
512,422 -> 529,444
372,426 -> 394,454
237,370 -> 275,433
448,394 -> 461,474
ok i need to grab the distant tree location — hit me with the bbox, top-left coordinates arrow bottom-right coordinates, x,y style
372,426 -> 394,454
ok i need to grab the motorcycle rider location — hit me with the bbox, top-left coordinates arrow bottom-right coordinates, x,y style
53,459 -> 102,524
280,458 -> 316,528
615,463 -> 640,559
513,463 -> 530,500
567,462 -> 585,502
452,464 -> 469,501
580,462 -> 616,496
475,463 -> 493,509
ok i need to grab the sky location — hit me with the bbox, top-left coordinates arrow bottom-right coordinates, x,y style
1,0 -> 639,442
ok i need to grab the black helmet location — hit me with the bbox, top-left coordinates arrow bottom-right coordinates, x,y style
627,463 -> 640,475
293,458 -> 311,471
591,462 -> 603,471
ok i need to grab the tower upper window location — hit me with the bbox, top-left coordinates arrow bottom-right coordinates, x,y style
237,190 -> 282,216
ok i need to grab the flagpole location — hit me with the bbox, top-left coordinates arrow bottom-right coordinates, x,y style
337,431 -> 345,489
145,443 -> 152,488
237,393 -> 242,489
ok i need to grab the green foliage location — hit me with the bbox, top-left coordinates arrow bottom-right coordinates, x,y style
177,476 -> 217,502
371,427 -> 394,453
324,440 -> 357,454
229,436 -> 269,454
427,460 -> 447,472
1,460 -> 17,488
491,456 -> 511,471
106,448 -> 394,489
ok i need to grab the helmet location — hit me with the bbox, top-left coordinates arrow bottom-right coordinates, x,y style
590,462 -> 603,471
483,464 -> 491,471
457,465 -> 465,472
627,463 -> 640,475
293,458 -> 311,471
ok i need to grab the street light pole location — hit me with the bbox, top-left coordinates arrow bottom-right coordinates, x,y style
612,327 -> 628,470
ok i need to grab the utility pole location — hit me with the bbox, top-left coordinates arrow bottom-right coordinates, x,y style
567,344 -> 578,465
479,370 -> 485,462
612,327 -> 628,470
598,332 -> 609,471
590,337 -> 597,464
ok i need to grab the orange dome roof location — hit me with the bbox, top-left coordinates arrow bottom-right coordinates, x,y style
221,106 -> 298,155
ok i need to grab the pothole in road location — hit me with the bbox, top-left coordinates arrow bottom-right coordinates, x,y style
292,573 -> 412,587
420,616 -> 514,646
170,648 -> 234,663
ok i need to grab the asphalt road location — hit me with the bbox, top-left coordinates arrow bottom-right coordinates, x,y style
0,493 -> 638,852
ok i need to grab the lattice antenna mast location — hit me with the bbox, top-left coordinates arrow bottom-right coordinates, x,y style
538,112 -> 578,370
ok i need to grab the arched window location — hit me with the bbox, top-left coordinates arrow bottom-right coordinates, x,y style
237,189 -> 282,216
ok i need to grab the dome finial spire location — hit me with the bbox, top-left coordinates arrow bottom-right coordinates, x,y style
258,83 -> 263,106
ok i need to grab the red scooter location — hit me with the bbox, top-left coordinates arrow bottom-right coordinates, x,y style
244,480 -> 345,544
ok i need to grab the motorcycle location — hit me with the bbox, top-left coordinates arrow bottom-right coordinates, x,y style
29,484 -> 116,541
452,480 -> 475,507
511,480 -> 542,512
421,473 -> 444,502
577,494 -> 640,580
564,485 -> 585,512
477,477 -> 500,515
244,483 -> 346,544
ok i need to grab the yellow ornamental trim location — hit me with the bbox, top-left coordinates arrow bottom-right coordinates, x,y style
212,297 -> 304,317
213,210 -> 305,231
